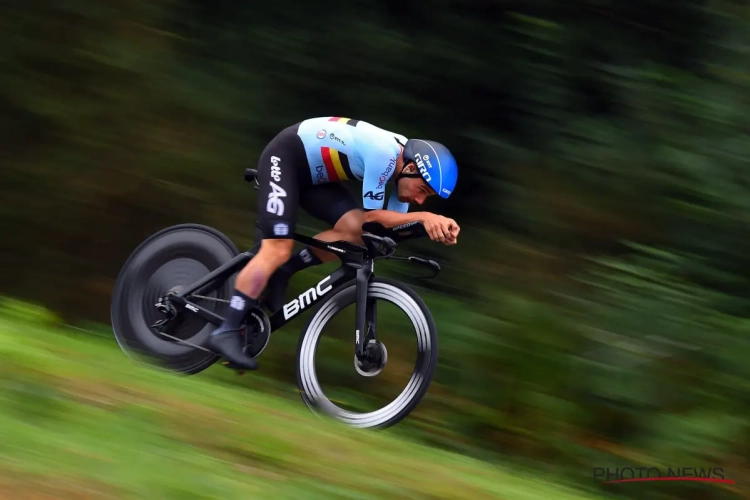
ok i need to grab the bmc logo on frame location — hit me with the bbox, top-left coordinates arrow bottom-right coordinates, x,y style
283,275 -> 333,320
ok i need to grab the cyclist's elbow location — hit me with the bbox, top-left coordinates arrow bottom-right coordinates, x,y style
362,210 -> 381,223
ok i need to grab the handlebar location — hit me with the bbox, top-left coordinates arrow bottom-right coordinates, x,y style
360,221 -> 429,243
362,221 -> 441,278
361,233 -> 397,259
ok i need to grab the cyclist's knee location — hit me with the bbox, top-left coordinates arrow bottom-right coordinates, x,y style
253,238 -> 294,272
258,238 -> 294,266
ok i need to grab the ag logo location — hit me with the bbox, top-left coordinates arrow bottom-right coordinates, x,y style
267,182 -> 287,216
316,129 -> 326,139
363,191 -> 384,200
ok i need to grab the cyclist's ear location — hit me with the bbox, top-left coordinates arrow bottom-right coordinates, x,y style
402,161 -> 417,173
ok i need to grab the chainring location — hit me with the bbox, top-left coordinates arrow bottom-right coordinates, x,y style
242,306 -> 271,358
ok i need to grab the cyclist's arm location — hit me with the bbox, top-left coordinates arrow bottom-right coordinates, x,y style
363,208 -> 425,227
360,143 -> 423,227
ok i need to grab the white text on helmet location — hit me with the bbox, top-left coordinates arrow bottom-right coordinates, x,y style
415,153 -> 432,182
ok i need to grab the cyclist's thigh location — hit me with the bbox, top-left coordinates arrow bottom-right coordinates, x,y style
299,182 -> 362,227
256,125 -> 306,239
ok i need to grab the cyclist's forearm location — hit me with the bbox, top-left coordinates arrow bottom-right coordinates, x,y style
363,209 -> 423,228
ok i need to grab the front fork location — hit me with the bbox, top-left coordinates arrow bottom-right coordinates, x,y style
354,258 -> 377,360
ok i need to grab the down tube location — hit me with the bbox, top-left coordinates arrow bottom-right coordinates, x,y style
268,266 -> 355,331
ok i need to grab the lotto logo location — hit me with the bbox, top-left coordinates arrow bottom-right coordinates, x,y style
273,223 -> 289,236
270,156 -> 281,182
316,129 -> 326,139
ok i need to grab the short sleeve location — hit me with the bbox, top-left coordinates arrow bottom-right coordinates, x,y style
360,146 -> 399,211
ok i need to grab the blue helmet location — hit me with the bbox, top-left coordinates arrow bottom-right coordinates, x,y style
402,139 -> 457,199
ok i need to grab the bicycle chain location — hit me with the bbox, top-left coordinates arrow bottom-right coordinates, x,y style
151,294 -> 243,356
150,294 -> 222,352
188,294 -> 229,304
154,330 -> 214,353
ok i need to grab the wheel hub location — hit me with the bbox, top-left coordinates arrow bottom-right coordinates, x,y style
152,296 -> 178,331
354,339 -> 388,377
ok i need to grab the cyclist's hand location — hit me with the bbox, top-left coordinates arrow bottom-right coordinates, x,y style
445,218 -> 460,245
420,213 -> 459,245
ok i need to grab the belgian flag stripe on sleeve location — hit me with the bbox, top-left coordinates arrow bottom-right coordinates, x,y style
321,147 -> 339,181
327,117 -> 359,127
334,149 -> 354,179
321,147 -> 350,181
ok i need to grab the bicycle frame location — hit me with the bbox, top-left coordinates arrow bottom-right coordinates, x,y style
167,226 -> 391,358
164,168 -> 440,359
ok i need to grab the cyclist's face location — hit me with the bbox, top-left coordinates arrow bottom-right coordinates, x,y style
397,173 -> 435,205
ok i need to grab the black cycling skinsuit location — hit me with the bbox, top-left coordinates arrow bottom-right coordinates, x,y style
255,117 -> 410,239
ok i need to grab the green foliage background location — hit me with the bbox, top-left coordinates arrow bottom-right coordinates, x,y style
2,1 -> 749,497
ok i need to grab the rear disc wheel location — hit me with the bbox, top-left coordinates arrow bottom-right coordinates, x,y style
110,224 -> 240,374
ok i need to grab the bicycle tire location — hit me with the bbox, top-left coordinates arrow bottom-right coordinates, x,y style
295,276 -> 439,429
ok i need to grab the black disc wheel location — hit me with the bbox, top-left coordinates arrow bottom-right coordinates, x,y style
111,224 -> 240,374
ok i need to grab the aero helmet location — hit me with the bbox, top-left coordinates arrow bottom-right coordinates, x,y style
401,139 -> 457,199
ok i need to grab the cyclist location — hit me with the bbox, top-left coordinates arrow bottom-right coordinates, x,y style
207,116 -> 460,370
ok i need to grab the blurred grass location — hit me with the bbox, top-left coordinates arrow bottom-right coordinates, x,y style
0,299 -> 602,499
